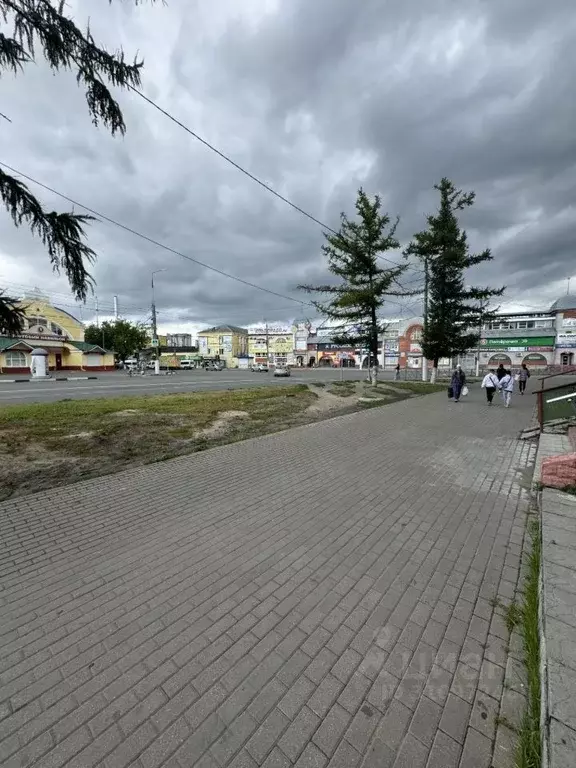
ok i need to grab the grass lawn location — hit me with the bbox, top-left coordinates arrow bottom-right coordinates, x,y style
0,379 -> 447,500
0,386 -> 316,500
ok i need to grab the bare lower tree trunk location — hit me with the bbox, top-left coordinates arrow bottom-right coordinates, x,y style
370,363 -> 378,386
430,360 -> 438,383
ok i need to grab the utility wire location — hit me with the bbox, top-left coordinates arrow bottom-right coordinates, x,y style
128,86 -> 422,275
0,162 -> 423,315
0,160 -> 315,308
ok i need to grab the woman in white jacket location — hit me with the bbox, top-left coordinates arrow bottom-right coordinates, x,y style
481,370 -> 499,405
499,370 -> 514,408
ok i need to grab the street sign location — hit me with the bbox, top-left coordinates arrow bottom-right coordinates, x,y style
151,338 -> 159,347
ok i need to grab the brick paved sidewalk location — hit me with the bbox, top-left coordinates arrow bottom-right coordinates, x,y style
0,386 -> 536,768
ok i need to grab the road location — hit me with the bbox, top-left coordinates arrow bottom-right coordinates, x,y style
0,368 -> 372,404
0,368 -> 573,405
0,378 -> 535,767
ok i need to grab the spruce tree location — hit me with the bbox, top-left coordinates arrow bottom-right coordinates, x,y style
405,178 -> 504,381
299,188 -> 417,386
0,0 -> 157,335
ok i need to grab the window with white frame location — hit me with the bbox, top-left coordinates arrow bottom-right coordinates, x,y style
5,351 -> 28,367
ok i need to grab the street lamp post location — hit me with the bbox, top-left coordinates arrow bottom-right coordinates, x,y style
151,269 -> 167,375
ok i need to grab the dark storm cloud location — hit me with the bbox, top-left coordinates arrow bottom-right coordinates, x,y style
1,0 -> 574,332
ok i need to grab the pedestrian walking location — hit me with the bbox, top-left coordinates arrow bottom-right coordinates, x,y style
517,363 -> 530,395
450,364 -> 466,403
481,369 -> 499,405
496,363 -> 506,381
499,369 -> 514,408
395,363 -> 400,381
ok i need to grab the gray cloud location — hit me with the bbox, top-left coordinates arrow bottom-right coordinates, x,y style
1,0 -> 574,334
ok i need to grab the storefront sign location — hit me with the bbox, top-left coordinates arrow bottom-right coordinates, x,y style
562,318 -> 576,328
481,336 -> 555,349
18,332 -> 68,342
294,331 -> 308,351
556,332 -> 576,348
248,324 -> 291,335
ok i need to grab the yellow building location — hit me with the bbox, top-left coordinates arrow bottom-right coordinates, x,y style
248,324 -> 295,367
0,299 -> 114,374
197,325 -> 248,368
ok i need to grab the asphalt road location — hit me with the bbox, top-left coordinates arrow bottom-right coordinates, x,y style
0,368 -> 573,405
0,368 -> 370,404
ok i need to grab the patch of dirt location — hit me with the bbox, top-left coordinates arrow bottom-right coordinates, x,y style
64,431 -> 94,439
195,410 -> 250,439
306,387 -> 357,415
110,409 -> 139,417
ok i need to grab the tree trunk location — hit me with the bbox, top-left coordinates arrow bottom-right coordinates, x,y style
370,364 -> 378,386
430,360 -> 439,383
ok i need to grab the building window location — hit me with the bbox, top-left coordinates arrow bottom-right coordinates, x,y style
219,348 -> 225,355
28,316 -> 48,328
5,351 -> 27,367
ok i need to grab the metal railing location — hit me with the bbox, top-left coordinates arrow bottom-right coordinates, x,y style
536,381 -> 576,428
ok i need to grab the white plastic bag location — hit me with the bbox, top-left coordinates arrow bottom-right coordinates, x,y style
461,385 -> 469,397
514,374 -> 520,381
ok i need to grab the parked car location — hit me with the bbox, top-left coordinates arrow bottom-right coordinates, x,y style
273,366 -> 290,377
251,363 -> 269,372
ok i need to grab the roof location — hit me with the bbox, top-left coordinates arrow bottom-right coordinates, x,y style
68,341 -> 112,353
197,325 -> 248,335
0,337 -> 33,351
550,295 -> 576,312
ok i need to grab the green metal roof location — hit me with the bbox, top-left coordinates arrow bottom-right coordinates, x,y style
0,337 -> 33,351
197,325 -> 248,335
68,341 -> 112,353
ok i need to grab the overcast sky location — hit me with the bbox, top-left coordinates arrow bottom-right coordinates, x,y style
1,0 -> 575,334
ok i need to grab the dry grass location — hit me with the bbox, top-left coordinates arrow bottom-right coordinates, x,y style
0,386 -> 316,500
0,379 -> 446,500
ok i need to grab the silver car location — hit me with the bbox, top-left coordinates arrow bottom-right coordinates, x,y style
273,366 -> 290,377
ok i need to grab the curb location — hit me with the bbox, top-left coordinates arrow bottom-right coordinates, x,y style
0,376 -> 98,383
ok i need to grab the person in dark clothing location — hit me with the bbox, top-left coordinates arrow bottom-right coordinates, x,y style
450,365 -> 466,403
496,363 -> 506,381
395,363 -> 400,380
518,363 -> 530,395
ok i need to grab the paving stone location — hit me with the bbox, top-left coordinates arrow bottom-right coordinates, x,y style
392,732 -> 428,768
294,742 -> 328,767
246,708 -> 290,764
327,739 -> 362,768
312,702 -> 351,758
426,730 -> 462,768
458,726 -> 493,767
278,676 -> 316,719
278,706 -> 320,763
439,694 -> 472,745
0,387 -> 535,768
261,747 -> 291,768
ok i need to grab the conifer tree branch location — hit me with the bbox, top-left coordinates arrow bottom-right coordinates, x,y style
0,1 -> 157,333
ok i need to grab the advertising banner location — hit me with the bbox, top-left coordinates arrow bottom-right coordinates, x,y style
556,332 -> 576,348
480,336 -> 555,348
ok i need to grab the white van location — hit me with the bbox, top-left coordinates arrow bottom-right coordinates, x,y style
180,360 -> 195,369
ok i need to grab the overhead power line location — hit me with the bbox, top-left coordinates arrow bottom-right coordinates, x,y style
128,85 -> 422,275
0,162 -> 423,315
0,160 -> 314,308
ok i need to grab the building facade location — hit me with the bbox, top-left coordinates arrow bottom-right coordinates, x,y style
0,299 -> 114,374
247,324 -> 295,367
197,325 -> 248,368
477,300 -> 569,370
550,295 -> 576,366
